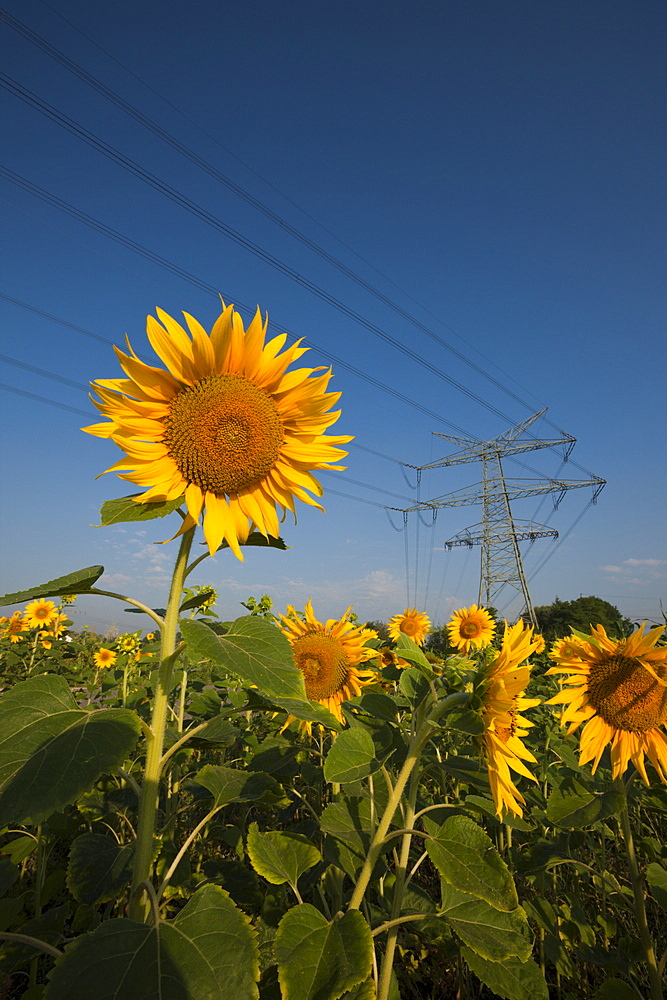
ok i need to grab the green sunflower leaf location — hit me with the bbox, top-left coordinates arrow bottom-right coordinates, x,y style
194,765 -> 288,808
98,493 -> 184,525
323,726 -> 377,784
67,833 -> 133,906
0,566 -> 105,605
180,615 -> 305,701
275,905 -> 372,1000
425,814 -> 518,912
546,783 -> 623,829
0,675 -> 141,827
44,885 -> 259,1000
646,862 -> 667,912
246,823 -> 321,888
461,947 -> 548,1000
439,882 -> 532,961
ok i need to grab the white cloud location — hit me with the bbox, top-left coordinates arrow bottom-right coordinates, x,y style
601,565 -> 622,573
623,558 -> 665,567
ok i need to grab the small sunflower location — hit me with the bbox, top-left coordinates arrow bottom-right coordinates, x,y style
546,623 -> 667,785
447,604 -> 496,654
83,303 -> 350,559
533,634 -> 546,655
145,632 -> 156,641
23,600 -> 58,630
387,608 -> 431,646
1,612 -> 25,643
278,600 -> 378,726
94,647 -> 117,669
480,621 -> 541,819
549,635 -> 585,662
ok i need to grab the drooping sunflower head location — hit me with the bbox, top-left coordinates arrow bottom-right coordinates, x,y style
447,604 -> 496,654
278,600 -> 378,725
549,635 -> 585,662
94,647 -> 117,669
533,634 -> 546,655
23,600 -> 58,630
83,303 -> 351,559
387,608 -> 431,646
546,623 -> 667,784
479,619 -> 541,819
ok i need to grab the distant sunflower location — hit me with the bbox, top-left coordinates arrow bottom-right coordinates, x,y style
84,303 -> 350,559
387,608 -> 431,646
447,604 -> 496,654
480,621 -> 541,819
549,635 -> 585,662
533,634 -> 546,655
94,647 -> 117,669
278,600 -> 378,727
546,623 -> 667,785
1,612 -> 25,643
23,600 -> 58,630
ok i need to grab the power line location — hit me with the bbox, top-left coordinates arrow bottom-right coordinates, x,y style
14,6 -> 547,417
1,74 -> 527,426
0,176 -> 471,434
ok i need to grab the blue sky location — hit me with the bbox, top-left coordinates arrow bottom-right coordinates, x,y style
1,0 -> 665,636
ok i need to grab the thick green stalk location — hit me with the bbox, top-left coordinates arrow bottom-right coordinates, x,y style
615,778 -> 663,1000
347,692 -> 463,914
129,527 -> 195,922
376,762 -> 421,1000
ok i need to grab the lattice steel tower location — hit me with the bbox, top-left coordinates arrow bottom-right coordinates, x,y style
403,410 -> 605,626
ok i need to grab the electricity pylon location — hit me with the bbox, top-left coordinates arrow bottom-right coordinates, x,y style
402,410 -> 605,626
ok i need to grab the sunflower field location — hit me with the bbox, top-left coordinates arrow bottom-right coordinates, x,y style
0,304 -> 665,1000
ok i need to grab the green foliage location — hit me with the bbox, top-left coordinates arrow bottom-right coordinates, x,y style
533,594 -> 632,637
274,906 -> 372,1000
44,885 -> 260,999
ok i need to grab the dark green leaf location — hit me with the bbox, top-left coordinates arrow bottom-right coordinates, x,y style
425,815 -> 518,912
439,882 -> 531,961
593,979 -> 637,1000
462,947 -> 548,1000
67,834 -> 133,906
0,566 -> 104,605
324,728 -> 377,784
0,676 -> 141,826
275,906 -> 372,1000
0,856 -> 18,898
99,494 -> 184,525
44,885 -> 259,1000
188,716 -> 239,745
247,824 -> 321,888
546,784 -> 623,829
194,766 -> 287,808
646,862 -> 667,912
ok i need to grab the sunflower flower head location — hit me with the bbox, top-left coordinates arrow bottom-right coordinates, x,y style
387,608 -> 431,646
278,600 -> 378,729
479,620 -> 541,819
94,647 -> 117,669
546,622 -> 667,785
22,599 -> 58,630
549,635 -> 585,663
1,612 -> 25,643
83,303 -> 351,559
447,604 -> 496,654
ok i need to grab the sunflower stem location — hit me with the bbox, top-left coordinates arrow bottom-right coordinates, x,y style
376,761 -> 421,1000
346,691 -> 459,915
129,527 -> 195,923
615,777 -> 663,1000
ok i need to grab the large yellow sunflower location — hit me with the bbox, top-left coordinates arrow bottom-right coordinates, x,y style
447,604 -> 496,654
387,608 -> 431,646
23,600 -> 58,630
546,623 -> 667,785
278,600 -> 378,725
83,303 -> 350,559
480,621 -> 541,819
